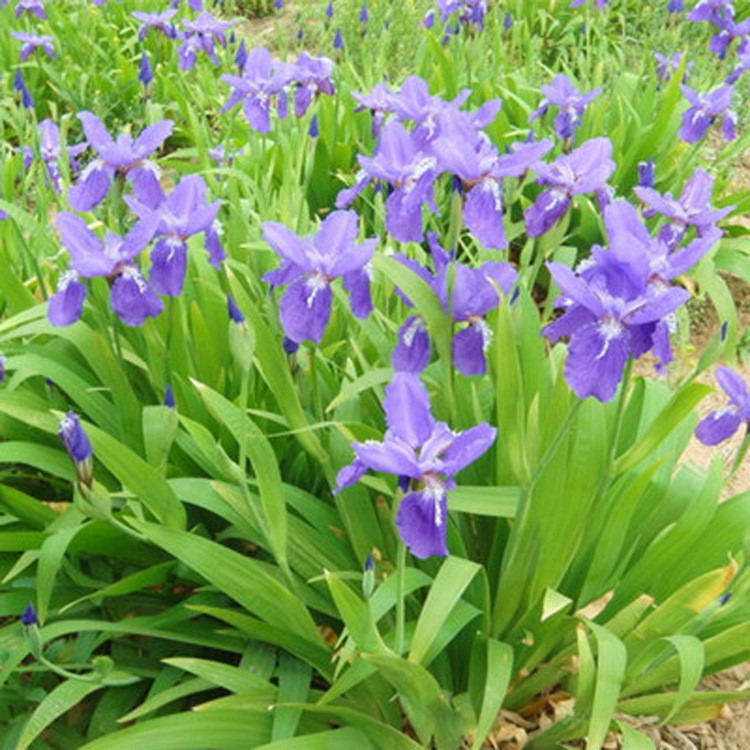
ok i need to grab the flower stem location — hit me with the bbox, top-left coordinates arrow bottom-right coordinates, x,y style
395,539 -> 407,655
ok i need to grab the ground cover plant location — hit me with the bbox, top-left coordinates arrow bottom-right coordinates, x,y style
1,0 -> 750,747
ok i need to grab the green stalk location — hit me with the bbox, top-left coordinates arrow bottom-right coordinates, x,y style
395,539 -> 407,655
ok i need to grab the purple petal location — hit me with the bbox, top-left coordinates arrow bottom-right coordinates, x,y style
56,212 -> 114,278
128,166 -> 164,209
565,321 -> 630,402
353,439 -> 420,477
695,409 -> 742,446
524,188 -> 571,237
464,182 -> 506,250
48,273 -> 86,326
133,120 -> 173,158
383,372 -> 434,447
263,222 -> 313,271
442,422 -> 497,475
110,268 -> 164,326
78,111 -> 113,152
149,238 -> 187,296
279,275 -> 332,343
716,366 -> 749,405
342,268 -> 372,319
452,323 -> 489,377
68,163 -> 112,212
392,316 -> 430,373
396,489 -> 449,559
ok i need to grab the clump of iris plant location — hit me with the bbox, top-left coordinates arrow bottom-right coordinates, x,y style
335,372 -> 496,558
261,209 -> 377,345
696,367 -> 750,445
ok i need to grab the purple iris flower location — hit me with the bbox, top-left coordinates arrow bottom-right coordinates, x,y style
227,294 -> 245,323
359,2 -> 368,23
11,32 -> 54,62
543,200 -> 700,401
668,0 -> 683,11
653,52 -> 690,83
708,16 -> 750,58
353,82 -> 396,138
337,121 -> 439,243
13,69 -> 33,109
261,210 -> 377,344
49,212 -> 161,327
529,74 -> 601,141
393,234 -> 517,376
125,174 -> 220,295
333,28 -> 344,49
634,168 -> 732,249
131,10 -> 178,40
335,372 -> 496,559
326,0 -> 333,17
288,52 -> 335,117
696,367 -> 750,445
687,0 -> 735,25
726,38 -> 750,83
433,118 -> 552,249
679,84 -> 736,143
235,40 -> 247,72
59,411 -> 93,486
68,112 -> 173,212
222,47 -> 290,133
178,12 -> 235,70
524,137 -> 615,237
15,0 -> 46,18
436,0 -> 488,28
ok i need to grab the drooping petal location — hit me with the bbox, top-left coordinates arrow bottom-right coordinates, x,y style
396,489 -> 449,559
342,268 -> 373,319
48,273 -> 86,326
128,165 -> 164,209
524,188 -> 571,237
133,120 -> 174,158
392,316 -> 430,373
110,268 -> 164,326
383,372 -> 434,447
149,238 -> 187,297
279,275 -> 332,343
463,182 -> 506,250
565,321 -> 630,402
452,323 -> 489,377
333,459 -> 368,494
695,409 -> 743,445
56,212 -> 115,278
715,366 -> 750,406
77,111 -> 113,152
263,222 -> 314,271
68,163 -> 112,212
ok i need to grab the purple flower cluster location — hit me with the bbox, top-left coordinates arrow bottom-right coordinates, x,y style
679,84 -> 736,143
47,113 -> 223,329
335,373 -> 496,558
543,196 -> 722,401
222,48 -> 334,133
433,0 -> 488,29
338,75 -> 538,246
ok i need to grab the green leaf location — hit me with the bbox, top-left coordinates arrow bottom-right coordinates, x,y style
162,657 -> 274,695
17,679 -> 106,750
192,379 -> 287,567
254,728 -> 373,750
617,721 -> 656,750
586,622 -> 627,750
448,486 -> 520,517
613,383 -> 711,476
272,654 -> 312,742
471,639 -> 513,750
409,557 -> 480,665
